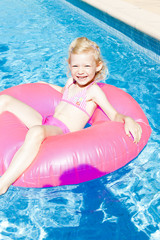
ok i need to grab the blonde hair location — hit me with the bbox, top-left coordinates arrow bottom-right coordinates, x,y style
68,37 -> 108,81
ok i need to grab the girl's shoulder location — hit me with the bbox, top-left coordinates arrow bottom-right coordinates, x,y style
87,82 -> 104,100
88,83 -> 106,102
88,82 -> 102,93
62,78 -> 73,94
65,77 -> 73,87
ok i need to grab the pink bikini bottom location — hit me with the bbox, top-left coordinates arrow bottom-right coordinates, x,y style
42,115 -> 70,134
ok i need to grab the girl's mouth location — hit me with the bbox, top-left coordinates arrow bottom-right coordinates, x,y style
77,76 -> 87,80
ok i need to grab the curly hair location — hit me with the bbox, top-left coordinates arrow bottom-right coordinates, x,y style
68,37 -> 108,81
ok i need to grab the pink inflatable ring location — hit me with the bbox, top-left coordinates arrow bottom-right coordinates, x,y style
0,83 -> 151,188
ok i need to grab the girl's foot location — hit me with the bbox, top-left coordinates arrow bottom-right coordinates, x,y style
0,180 -> 10,196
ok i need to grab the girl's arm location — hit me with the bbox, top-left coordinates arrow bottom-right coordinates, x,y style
38,81 -> 63,93
90,85 -> 142,143
38,78 -> 73,93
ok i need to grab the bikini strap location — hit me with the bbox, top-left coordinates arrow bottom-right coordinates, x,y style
63,80 -> 96,100
86,80 -> 96,90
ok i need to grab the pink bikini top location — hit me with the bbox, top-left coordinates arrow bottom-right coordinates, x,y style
61,81 -> 95,117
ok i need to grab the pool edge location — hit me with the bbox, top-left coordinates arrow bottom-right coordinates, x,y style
81,0 -> 160,41
65,0 -> 160,58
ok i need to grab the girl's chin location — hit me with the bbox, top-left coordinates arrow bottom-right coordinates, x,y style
77,77 -> 87,82
77,81 -> 89,87
75,78 -> 92,86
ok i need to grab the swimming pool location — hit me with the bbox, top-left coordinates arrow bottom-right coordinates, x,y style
0,0 -> 159,239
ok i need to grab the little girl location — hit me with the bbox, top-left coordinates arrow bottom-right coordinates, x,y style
0,37 -> 142,195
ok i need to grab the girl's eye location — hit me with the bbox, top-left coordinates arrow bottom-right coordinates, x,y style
72,65 -> 78,68
85,65 -> 91,68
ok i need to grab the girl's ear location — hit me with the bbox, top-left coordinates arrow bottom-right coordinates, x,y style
96,61 -> 103,72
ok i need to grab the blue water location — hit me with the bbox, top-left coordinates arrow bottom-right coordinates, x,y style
0,0 -> 160,239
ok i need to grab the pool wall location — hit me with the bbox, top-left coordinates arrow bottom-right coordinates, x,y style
66,0 -> 160,59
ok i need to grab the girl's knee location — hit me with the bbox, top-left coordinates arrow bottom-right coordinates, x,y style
26,126 -> 46,144
0,94 -> 12,110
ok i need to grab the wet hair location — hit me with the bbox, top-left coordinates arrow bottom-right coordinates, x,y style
68,37 -> 108,81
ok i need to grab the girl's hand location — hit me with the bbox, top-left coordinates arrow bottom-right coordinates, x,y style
124,117 -> 142,143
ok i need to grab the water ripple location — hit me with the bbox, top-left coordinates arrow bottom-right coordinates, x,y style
0,0 -> 160,239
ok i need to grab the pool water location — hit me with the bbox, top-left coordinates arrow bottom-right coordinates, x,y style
0,0 -> 160,239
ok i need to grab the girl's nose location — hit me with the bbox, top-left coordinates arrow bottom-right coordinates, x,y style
78,67 -> 84,74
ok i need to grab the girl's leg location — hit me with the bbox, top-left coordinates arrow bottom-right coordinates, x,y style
0,94 -> 43,128
0,125 -> 63,195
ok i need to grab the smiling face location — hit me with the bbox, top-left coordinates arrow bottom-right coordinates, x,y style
69,52 -> 102,87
